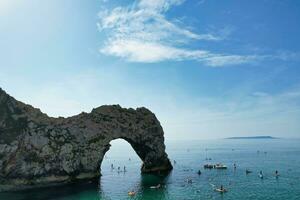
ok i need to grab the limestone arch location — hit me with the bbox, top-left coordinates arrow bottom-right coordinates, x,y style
98,136 -> 172,175
0,89 -> 173,191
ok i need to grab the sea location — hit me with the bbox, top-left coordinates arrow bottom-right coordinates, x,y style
1,138 -> 300,200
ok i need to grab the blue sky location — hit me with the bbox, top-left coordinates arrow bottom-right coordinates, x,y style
0,0 -> 300,139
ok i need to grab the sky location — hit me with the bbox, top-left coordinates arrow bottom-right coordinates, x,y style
0,0 -> 300,139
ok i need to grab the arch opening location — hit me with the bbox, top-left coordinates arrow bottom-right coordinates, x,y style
98,139 -> 171,199
100,139 -> 142,175
97,135 -> 173,176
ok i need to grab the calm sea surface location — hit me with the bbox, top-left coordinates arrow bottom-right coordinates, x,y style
1,139 -> 300,200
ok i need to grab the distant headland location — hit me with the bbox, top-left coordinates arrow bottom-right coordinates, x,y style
225,136 -> 278,139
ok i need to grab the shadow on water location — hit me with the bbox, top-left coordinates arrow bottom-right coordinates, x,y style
0,172 -> 171,200
0,180 -> 100,200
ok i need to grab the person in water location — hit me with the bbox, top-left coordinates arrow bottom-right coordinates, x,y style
197,170 -> 202,175
216,185 -> 227,193
124,166 -> 126,172
234,163 -> 237,169
128,190 -> 135,196
187,178 -> 193,184
259,170 -> 264,178
275,170 -> 279,177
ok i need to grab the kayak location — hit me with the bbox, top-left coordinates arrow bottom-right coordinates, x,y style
150,184 -> 161,189
128,191 -> 136,196
215,188 -> 227,193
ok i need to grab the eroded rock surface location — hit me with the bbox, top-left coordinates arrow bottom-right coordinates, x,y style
0,88 -> 172,191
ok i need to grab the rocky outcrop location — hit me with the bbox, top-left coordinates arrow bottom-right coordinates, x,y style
0,88 -> 172,191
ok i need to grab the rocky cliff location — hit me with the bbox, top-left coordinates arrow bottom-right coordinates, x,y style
0,88 -> 172,191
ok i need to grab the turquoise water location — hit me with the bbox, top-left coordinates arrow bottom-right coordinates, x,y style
1,139 -> 300,200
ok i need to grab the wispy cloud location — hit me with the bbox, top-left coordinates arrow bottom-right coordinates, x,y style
99,39 -> 260,66
97,1 -> 300,67
97,0 -> 259,66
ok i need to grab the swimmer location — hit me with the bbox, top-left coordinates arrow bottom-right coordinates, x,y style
128,191 -> 135,196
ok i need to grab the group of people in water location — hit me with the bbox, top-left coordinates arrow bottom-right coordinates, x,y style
258,169 -> 280,179
110,154 -> 281,197
184,160 -> 280,194
128,163 -> 281,196
213,164 -> 280,193
110,164 -> 127,173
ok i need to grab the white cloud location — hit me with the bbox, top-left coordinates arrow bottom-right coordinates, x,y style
197,0 -> 206,5
100,39 -> 207,63
97,0 -> 257,66
138,0 -> 185,12
100,38 -> 260,66
203,55 -> 259,67
275,51 -> 300,61
97,1 -> 300,66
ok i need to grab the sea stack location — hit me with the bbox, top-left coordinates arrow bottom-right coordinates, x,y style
0,88 -> 172,191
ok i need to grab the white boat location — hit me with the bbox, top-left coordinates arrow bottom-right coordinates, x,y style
214,164 -> 227,169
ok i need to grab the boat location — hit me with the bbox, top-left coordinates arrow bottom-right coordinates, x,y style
204,163 -> 227,169
204,164 -> 214,169
214,164 -> 227,169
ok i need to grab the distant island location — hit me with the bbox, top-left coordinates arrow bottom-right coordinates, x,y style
226,136 -> 278,139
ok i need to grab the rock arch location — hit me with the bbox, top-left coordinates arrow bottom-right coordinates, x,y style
0,88 -> 172,191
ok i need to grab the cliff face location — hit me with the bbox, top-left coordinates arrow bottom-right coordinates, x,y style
0,88 -> 172,191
